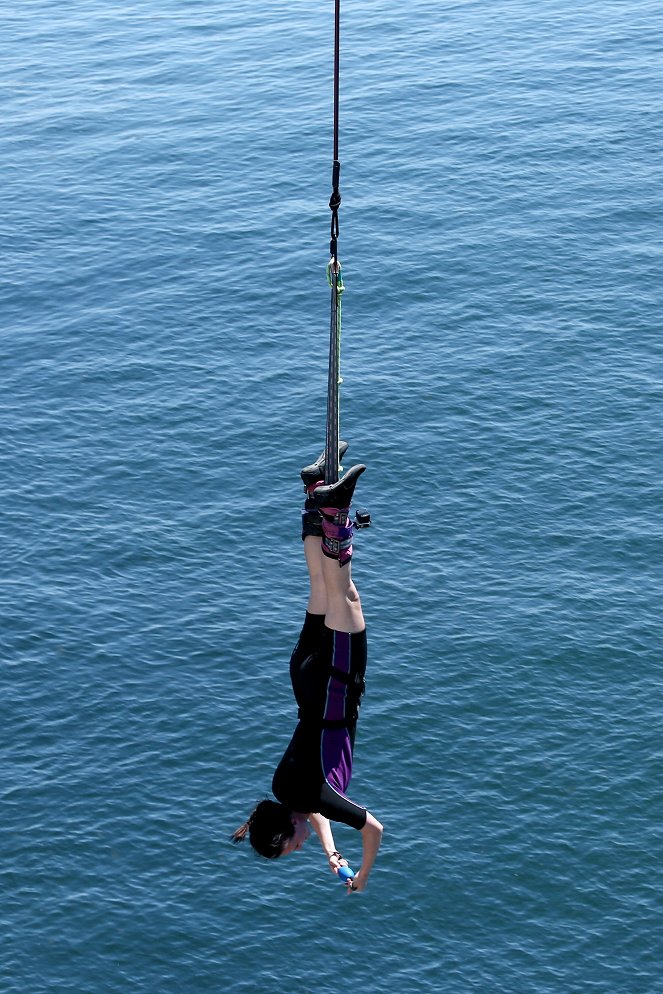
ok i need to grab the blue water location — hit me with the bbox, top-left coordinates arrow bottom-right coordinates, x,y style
3,1 -> 662,991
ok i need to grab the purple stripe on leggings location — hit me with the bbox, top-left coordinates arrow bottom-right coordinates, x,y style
323,631 -> 351,723
320,630 -> 354,794
321,727 -> 353,794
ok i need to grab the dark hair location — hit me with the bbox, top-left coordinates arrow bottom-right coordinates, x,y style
230,800 -> 295,859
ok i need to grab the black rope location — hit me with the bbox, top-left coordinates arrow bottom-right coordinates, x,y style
325,264 -> 340,486
333,0 -> 340,162
325,0 -> 342,486
329,0 -> 341,264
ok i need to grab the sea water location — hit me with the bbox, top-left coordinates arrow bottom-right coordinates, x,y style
2,1 -> 662,991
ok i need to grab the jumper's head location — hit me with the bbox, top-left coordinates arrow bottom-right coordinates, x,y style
231,800 -> 309,859
279,814 -> 311,856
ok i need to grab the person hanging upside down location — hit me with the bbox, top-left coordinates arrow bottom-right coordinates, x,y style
231,445 -> 383,893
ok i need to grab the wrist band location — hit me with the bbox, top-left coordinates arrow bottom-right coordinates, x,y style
329,851 -> 343,861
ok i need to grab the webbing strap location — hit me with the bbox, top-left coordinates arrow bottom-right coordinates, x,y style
329,663 -> 361,686
297,709 -> 357,731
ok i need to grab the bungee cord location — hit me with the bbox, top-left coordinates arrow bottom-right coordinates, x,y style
324,0 -> 343,486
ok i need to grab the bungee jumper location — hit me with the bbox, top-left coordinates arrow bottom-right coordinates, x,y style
231,450 -> 381,892
231,2 -> 382,892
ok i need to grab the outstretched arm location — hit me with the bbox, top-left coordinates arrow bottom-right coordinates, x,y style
350,811 -> 383,893
308,812 -> 351,876
309,809 -> 383,892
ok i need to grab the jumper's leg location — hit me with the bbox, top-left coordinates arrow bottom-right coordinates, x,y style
321,552 -> 364,633
303,533 -> 363,632
300,442 -> 350,618
310,463 -> 366,634
304,535 -> 328,616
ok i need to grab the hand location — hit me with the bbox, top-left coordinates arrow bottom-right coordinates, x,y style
345,869 -> 367,894
328,852 -> 349,876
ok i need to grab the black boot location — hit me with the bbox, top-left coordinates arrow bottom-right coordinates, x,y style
310,464 -> 366,515
300,441 -> 349,490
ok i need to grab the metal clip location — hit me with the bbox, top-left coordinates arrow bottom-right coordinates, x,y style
353,509 -> 371,530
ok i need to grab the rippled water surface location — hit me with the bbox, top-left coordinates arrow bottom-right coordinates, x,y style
3,1 -> 663,991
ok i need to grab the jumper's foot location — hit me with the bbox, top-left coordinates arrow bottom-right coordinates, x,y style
301,441 -> 349,490
311,464 -> 366,515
